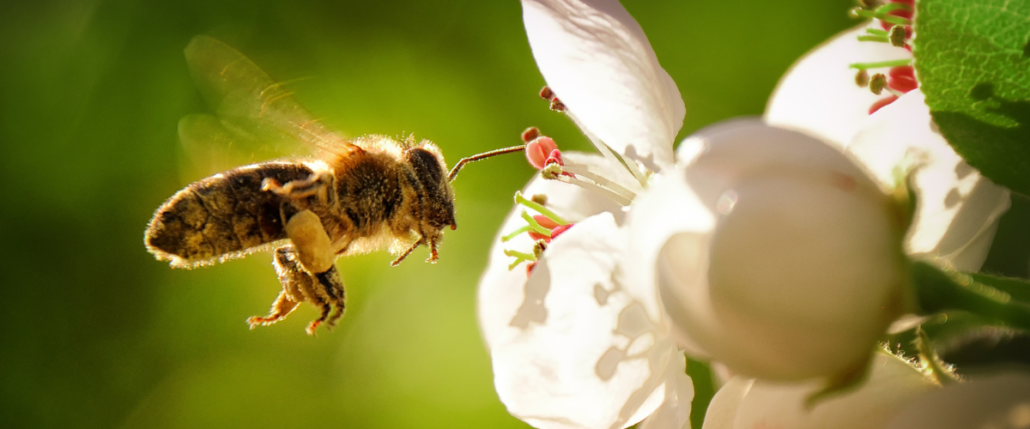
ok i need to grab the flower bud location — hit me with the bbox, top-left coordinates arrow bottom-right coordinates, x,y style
630,120 -> 908,381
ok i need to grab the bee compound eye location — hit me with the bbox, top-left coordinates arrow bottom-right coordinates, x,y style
407,148 -> 444,186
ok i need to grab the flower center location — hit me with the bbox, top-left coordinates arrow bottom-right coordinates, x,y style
848,0 -> 918,113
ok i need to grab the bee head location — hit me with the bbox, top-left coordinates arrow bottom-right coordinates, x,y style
405,143 -> 457,231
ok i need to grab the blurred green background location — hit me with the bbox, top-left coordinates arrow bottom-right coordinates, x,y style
2,0 -> 1027,428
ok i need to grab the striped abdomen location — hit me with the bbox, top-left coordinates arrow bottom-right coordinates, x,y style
145,162 -> 319,268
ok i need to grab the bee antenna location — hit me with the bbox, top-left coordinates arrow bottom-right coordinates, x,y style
447,145 -> 526,182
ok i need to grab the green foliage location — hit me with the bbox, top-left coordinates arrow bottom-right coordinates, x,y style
912,262 -> 1030,331
914,0 -> 1030,195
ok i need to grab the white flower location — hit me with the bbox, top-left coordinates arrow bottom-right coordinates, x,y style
477,1 -> 689,428
765,23 -> 1010,272
622,17 -> 1013,383
702,351 -> 939,429
765,24 -> 911,150
626,120 -> 908,381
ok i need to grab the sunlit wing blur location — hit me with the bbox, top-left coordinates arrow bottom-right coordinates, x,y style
177,36 -> 354,182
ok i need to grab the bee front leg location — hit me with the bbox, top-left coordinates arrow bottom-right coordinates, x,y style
248,245 -> 346,335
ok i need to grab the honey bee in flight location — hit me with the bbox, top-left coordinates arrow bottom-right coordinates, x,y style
145,36 -> 523,334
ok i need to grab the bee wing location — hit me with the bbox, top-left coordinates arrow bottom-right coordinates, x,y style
177,113 -> 297,181
183,35 -> 359,161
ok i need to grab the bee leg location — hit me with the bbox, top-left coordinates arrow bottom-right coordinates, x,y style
260,245 -> 346,335
315,270 -> 346,332
427,238 -> 440,263
390,237 -> 425,266
262,171 -> 336,206
283,209 -> 335,274
246,290 -> 300,329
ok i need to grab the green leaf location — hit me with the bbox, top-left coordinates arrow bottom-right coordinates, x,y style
913,0 -> 1030,195
911,262 -> 1030,331
971,272 -> 1030,302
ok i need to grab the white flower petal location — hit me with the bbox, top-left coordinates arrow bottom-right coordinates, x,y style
883,372 -> 1030,429
765,23 -> 911,149
522,0 -> 684,166
640,356 -> 693,429
625,160 -> 716,357
483,213 -> 677,429
479,152 -> 624,348
700,377 -> 752,429
706,352 -> 937,429
651,120 -> 906,380
847,89 -> 1011,271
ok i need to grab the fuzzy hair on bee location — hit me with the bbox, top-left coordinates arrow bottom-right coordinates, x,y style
145,36 -> 522,335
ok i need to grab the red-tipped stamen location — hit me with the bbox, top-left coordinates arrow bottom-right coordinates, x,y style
888,66 -> 918,93
526,137 -> 559,170
869,95 -> 900,114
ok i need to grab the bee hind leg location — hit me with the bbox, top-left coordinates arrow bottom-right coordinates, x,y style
251,245 -> 346,335
246,290 -> 300,329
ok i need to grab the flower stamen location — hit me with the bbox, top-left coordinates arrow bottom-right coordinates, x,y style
515,191 -> 569,225
848,58 -> 912,70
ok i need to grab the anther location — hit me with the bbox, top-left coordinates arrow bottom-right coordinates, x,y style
538,86 -> 565,112
544,149 -> 565,168
888,65 -> 918,92
526,136 -> 559,170
531,194 -> 548,206
539,86 -> 554,100
549,98 -> 566,112
541,163 -> 563,180
532,241 -> 547,259
522,127 -> 541,143
855,69 -> 870,87
888,25 -> 907,47
869,73 -> 888,95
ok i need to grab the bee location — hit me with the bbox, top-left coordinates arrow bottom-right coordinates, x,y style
145,36 -> 524,334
